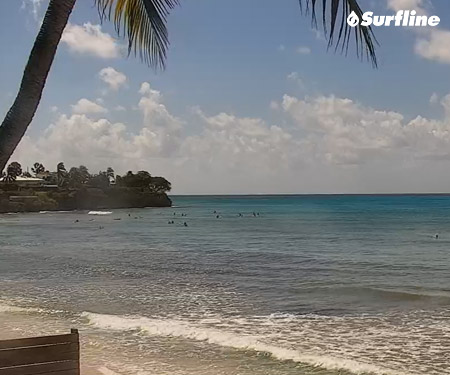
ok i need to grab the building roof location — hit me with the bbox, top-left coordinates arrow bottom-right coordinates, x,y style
15,177 -> 44,182
0,177 -> 44,183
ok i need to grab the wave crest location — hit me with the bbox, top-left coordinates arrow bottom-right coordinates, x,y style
82,312 -> 404,375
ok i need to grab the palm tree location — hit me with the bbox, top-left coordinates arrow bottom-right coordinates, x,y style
0,0 -> 377,172
78,165 -> 91,184
31,162 -> 45,176
4,162 -> 23,183
106,167 -> 115,184
56,162 -> 68,187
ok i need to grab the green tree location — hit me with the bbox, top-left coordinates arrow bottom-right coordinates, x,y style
89,172 -> 110,189
78,165 -> 90,183
56,162 -> 68,187
66,165 -> 90,188
106,167 -> 115,183
31,162 -> 45,176
118,170 -> 153,188
4,162 -> 22,183
0,0 -> 376,172
149,176 -> 171,193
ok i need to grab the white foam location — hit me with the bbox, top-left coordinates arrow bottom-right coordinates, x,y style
0,302 -> 37,313
98,367 -> 123,375
88,211 -> 112,215
82,312 -> 404,375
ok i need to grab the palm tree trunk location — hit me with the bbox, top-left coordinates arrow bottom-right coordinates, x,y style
0,0 -> 76,172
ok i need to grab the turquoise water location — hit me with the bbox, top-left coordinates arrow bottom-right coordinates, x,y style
0,195 -> 449,374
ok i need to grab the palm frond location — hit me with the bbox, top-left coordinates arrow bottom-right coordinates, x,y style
95,0 -> 180,69
300,0 -> 378,67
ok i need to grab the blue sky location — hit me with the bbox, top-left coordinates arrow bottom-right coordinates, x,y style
2,0 -> 450,194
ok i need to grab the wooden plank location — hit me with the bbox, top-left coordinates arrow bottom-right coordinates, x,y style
19,371 -> 79,375
0,360 -> 79,375
0,334 -> 77,350
0,343 -> 79,367
39,371 -> 79,375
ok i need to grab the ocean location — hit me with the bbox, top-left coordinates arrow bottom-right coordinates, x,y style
0,195 -> 449,375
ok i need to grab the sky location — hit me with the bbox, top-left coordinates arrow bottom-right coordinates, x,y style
1,0 -> 450,194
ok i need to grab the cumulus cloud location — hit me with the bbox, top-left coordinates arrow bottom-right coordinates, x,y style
181,110 -> 302,175
429,92 -> 439,104
15,84 -> 183,168
61,23 -> 121,59
12,81 -> 450,193
415,29 -> 450,64
71,98 -> 108,115
386,0 -> 450,65
282,94 -> 450,165
99,67 -> 127,91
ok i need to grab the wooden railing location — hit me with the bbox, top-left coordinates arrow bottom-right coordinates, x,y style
0,329 -> 80,375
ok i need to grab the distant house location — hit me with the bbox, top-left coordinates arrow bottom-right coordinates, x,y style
0,176 -> 45,188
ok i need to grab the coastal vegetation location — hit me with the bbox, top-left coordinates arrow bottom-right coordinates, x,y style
0,161 -> 172,213
0,0 -> 377,173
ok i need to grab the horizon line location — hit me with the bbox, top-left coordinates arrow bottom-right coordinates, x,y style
169,192 -> 450,196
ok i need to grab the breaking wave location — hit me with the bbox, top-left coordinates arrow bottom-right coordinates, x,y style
82,311 -> 405,375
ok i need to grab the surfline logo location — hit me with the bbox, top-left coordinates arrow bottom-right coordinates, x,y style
347,10 -> 440,27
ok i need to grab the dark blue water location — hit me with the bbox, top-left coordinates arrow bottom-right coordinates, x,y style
0,195 -> 449,375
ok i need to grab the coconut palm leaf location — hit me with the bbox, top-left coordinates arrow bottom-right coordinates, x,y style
300,0 -> 378,67
95,0 -> 180,69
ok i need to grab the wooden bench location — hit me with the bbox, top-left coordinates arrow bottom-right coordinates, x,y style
0,329 -> 80,375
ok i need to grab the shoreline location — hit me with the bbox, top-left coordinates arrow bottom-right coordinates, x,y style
0,188 -> 172,214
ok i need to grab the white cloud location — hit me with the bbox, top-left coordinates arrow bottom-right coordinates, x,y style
71,98 -> 108,115
13,81 -> 450,194
99,67 -> 127,91
14,84 -> 183,171
139,82 -> 153,95
278,44 -> 286,51
429,92 -> 439,104
61,23 -> 121,59
415,29 -> 450,64
287,72 -> 304,88
114,105 -> 126,112
297,46 -> 311,55
386,0 -> 450,65
21,0 -> 44,21
270,101 -> 280,110
282,94 -> 450,165
387,0 -> 427,13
